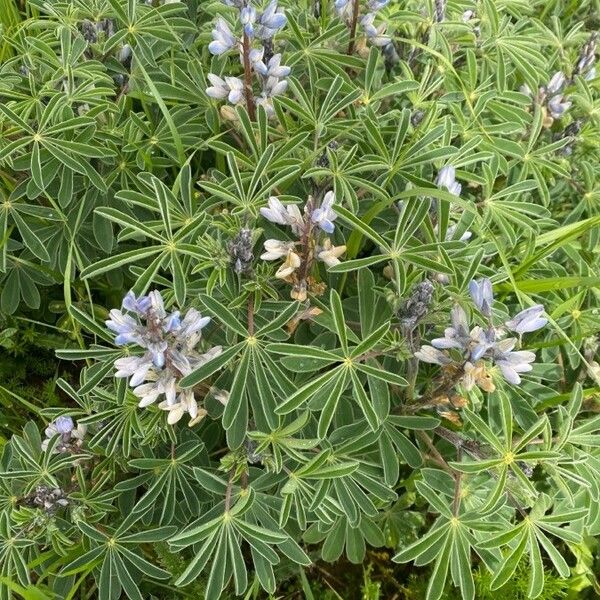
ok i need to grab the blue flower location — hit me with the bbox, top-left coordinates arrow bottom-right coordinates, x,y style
208,17 -> 237,55
106,309 -> 141,345
54,416 -> 74,434
492,338 -> 536,385
505,305 -> 547,334
257,1 -> 287,39
240,6 -> 257,37
122,290 -> 151,315
311,191 -> 337,233
163,311 -> 181,333
254,53 -> 290,78
431,304 -> 470,350
469,326 -> 496,361
468,278 -> 494,317
547,95 -> 571,118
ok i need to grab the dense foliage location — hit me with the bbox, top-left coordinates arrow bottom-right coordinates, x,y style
1,0 -> 600,598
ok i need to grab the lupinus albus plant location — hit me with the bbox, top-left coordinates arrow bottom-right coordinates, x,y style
0,1 -> 600,600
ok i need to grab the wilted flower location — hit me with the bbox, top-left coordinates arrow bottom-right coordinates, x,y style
462,361 -> 495,392
229,227 -> 254,275
27,486 -> 69,513
434,0 -> 446,23
436,165 -> 462,197
276,248 -> 302,279
399,280 -> 434,331
505,304 -> 547,334
468,278 -> 494,317
311,191 -> 337,233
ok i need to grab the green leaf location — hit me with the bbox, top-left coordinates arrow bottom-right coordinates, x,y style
180,343 -> 244,388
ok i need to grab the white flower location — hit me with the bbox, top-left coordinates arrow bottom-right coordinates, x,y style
276,249 -> 301,279
114,355 -> 153,386
317,239 -> 346,267
206,74 -> 230,99
260,197 -> 304,233
436,165 -> 461,197
414,345 -> 453,365
261,239 -> 297,260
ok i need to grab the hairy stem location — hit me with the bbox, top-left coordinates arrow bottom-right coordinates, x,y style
242,32 -> 256,120
347,0 -> 361,55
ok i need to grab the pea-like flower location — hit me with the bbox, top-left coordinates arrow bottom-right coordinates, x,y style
414,345 -> 454,365
317,239 -> 346,267
436,165 -> 462,197
42,416 -> 87,453
367,0 -> 389,9
431,305 -> 471,350
505,305 -> 547,334
492,339 -> 536,385
547,95 -> 572,119
260,197 -> 303,234
311,191 -> 338,233
254,53 -> 291,78
208,18 -> 237,55
206,74 -> 244,104
468,278 -> 494,317
240,5 -> 257,37
361,13 -> 391,47
256,1 -> 287,39
546,71 -> 566,95
415,278 -> 546,392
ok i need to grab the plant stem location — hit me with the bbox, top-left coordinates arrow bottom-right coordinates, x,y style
347,0 -> 360,55
247,293 -> 255,336
452,447 -> 462,515
242,31 -> 256,120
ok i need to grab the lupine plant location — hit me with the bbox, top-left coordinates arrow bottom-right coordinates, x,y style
1,0 -> 600,599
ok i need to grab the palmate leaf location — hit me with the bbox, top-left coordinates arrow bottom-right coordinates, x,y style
169,490 -> 302,599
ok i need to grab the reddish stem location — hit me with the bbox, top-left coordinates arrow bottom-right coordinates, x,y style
347,0 -> 361,55
242,32 -> 256,120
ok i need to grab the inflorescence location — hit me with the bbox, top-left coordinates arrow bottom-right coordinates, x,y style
415,278 -> 548,391
259,191 -> 345,301
107,291 -> 223,426
206,1 -> 289,118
